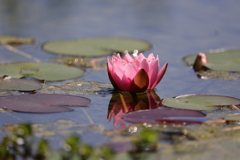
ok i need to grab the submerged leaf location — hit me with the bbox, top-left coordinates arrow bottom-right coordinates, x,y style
0,35 -> 34,45
42,37 -> 152,57
0,62 -> 84,81
162,94 -> 240,111
0,76 -> 42,91
0,94 -> 91,113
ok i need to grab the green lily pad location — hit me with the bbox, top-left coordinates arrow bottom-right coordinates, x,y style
0,62 -> 84,81
0,76 -> 42,91
0,90 -> 12,97
224,114 -> 240,121
42,37 -> 152,57
183,50 -> 240,72
162,94 -> 240,111
0,35 -> 34,45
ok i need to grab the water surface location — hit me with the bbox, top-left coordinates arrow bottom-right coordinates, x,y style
0,0 -> 240,146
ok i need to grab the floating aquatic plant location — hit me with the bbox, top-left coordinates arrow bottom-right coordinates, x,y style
42,37 -> 152,57
184,50 -> 240,72
0,62 -> 84,81
0,94 -> 91,113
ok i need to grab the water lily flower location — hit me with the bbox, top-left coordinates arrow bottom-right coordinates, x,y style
107,51 -> 168,92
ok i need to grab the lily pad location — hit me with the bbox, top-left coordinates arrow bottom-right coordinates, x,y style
0,35 -> 34,45
0,76 -> 42,91
0,62 -> 84,81
162,94 -> 240,111
224,114 -> 240,121
183,50 -> 240,72
42,37 -> 152,57
123,108 -> 206,124
156,117 -> 225,124
0,90 -> 12,97
0,94 -> 91,113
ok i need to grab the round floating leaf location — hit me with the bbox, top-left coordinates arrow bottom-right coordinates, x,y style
0,76 -> 42,91
224,114 -> 240,121
0,90 -> 12,97
0,94 -> 91,113
0,62 -> 84,81
183,50 -> 240,72
0,35 -> 34,45
123,108 -> 206,124
162,94 -> 240,111
42,37 -> 152,57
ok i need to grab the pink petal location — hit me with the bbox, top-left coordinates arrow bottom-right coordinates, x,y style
107,57 -> 113,72
123,53 -> 133,62
140,59 -> 149,73
116,53 -> 121,59
112,71 -> 131,91
113,64 -> 124,80
150,63 -> 168,89
112,72 -> 125,90
132,58 -> 141,69
147,53 -> 155,61
124,63 -> 138,80
117,61 -> 127,73
155,55 -> 160,68
119,74 -> 131,91
107,64 -> 120,90
138,53 -> 146,61
147,60 -> 159,89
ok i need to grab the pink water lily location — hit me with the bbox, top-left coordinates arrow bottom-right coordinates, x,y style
107,52 -> 168,92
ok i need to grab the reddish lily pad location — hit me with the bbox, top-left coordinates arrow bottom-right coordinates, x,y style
183,50 -> 240,72
155,117 -> 225,124
0,35 -> 34,45
0,94 -> 91,113
0,90 -> 12,97
0,62 -> 84,81
42,37 -> 152,57
123,108 -> 206,124
162,94 -> 240,111
0,76 -> 42,91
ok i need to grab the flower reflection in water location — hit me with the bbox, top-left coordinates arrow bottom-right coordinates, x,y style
107,90 -> 161,128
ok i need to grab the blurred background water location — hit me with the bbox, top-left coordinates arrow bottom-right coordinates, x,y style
0,0 -> 240,146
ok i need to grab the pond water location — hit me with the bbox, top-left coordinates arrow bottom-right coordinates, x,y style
0,0 -> 240,149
